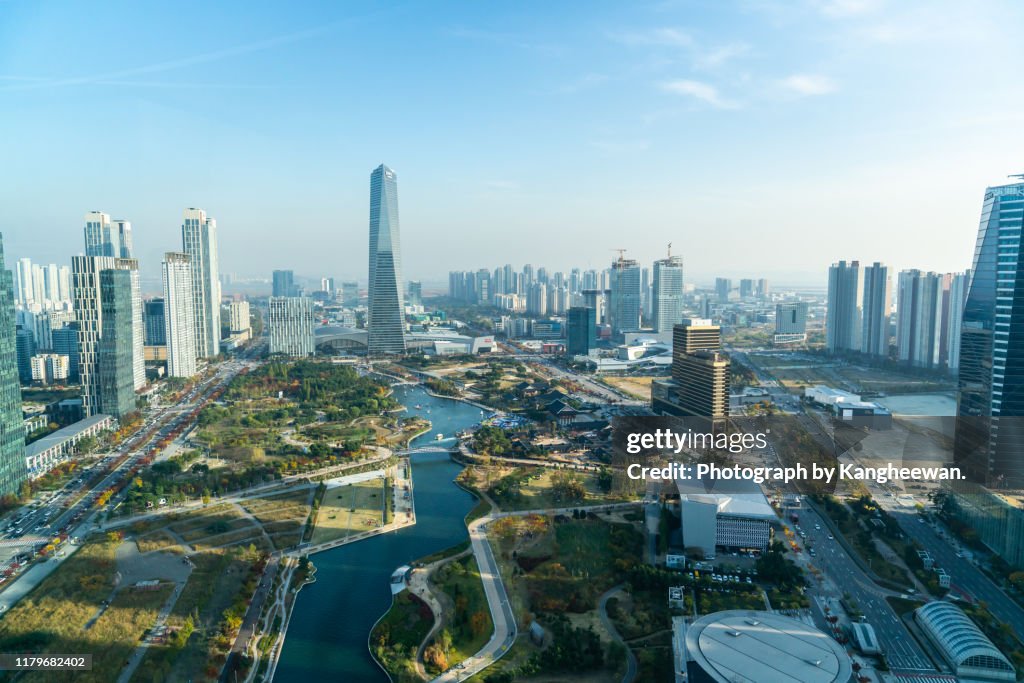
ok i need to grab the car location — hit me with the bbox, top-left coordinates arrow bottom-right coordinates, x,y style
827,534 -> 834,540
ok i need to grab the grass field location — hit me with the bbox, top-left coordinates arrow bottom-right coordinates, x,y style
310,478 -> 385,545
491,468 -> 622,512
0,537 -> 173,683
602,376 -> 665,400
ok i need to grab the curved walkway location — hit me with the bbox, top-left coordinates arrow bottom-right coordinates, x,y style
598,585 -> 638,683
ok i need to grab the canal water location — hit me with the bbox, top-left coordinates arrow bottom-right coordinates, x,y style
274,385 -> 482,682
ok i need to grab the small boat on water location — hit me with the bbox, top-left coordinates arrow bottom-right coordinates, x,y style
435,433 -> 444,440
414,404 -> 422,409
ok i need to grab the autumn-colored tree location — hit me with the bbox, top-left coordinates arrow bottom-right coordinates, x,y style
423,643 -> 448,671
470,610 -> 489,637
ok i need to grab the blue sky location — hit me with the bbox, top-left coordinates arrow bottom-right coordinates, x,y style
2,0 -> 1023,288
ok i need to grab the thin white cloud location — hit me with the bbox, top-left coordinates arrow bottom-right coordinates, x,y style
778,74 -> 837,96
694,42 -> 751,69
609,27 -> 693,48
660,79 -> 738,109
816,0 -> 882,18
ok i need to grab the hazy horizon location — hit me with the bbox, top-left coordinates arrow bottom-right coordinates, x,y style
4,1 -> 1022,285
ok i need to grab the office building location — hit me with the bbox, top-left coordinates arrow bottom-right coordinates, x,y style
672,318 -> 721,353
341,281 -> 359,305
83,211 -> 119,257
826,260 -> 864,353
715,277 -> 732,303
367,164 -> 406,354
955,180 -> 1024,487
98,269 -> 136,418
407,280 -> 422,307
144,298 -> 166,346
115,257 -> 145,389
320,277 -> 334,297
162,252 -> 197,378
608,256 -> 641,338
861,262 -> 892,358
30,353 -> 70,385
652,254 -> 684,333
739,278 -> 755,298
15,326 -> 34,383
775,302 -> 808,344
113,219 -> 134,258
181,208 -> 221,358
567,306 -> 597,356
71,254 -> 116,416
269,297 -> 315,357
273,270 -> 297,297
896,270 -> 946,368
52,325 -> 79,381
652,320 -> 729,426
0,235 -> 26,495
228,301 -> 251,334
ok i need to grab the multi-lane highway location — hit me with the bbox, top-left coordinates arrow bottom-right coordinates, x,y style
0,357 -> 256,612
789,503 -> 935,673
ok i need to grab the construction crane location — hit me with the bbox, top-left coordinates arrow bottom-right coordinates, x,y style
667,242 -> 673,259
610,248 -> 627,264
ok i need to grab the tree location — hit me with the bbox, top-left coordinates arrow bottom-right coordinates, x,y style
470,610 -> 489,638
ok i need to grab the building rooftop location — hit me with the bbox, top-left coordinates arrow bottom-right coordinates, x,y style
25,414 -> 113,457
684,610 -> 853,683
676,474 -> 776,519
915,601 -> 1015,680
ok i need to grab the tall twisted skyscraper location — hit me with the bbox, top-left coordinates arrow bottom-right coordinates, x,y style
182,208 -> 221,358
367,164 -> 406,354
0,234 -> 27,495
955,180 -> 1024,486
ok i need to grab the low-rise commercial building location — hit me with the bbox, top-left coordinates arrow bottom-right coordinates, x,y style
676,476 -> 775,556
676,610 -> 853,683
25,413 -> 114,479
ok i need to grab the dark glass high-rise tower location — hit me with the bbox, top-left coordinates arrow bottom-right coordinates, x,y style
367,164 -> 406,354
99,269 -> 137,418
955,180 -> 1024,487
0,234 -> 27,496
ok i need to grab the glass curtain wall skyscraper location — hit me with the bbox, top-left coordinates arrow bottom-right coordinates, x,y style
609,257 -> 641,338
0,234 -> 26,496
955,180 -> 1024,487
98,269 -> 136,418
367,164 -> 406,354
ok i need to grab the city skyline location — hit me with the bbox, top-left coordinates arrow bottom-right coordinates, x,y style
5,2 -> 1022,282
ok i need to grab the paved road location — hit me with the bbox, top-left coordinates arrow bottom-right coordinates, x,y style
598,585 -> 638,683
0,359 -> 253,613
880,498 -> 1024,640
794,505 -> 934,673
430,515 -> 516,683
